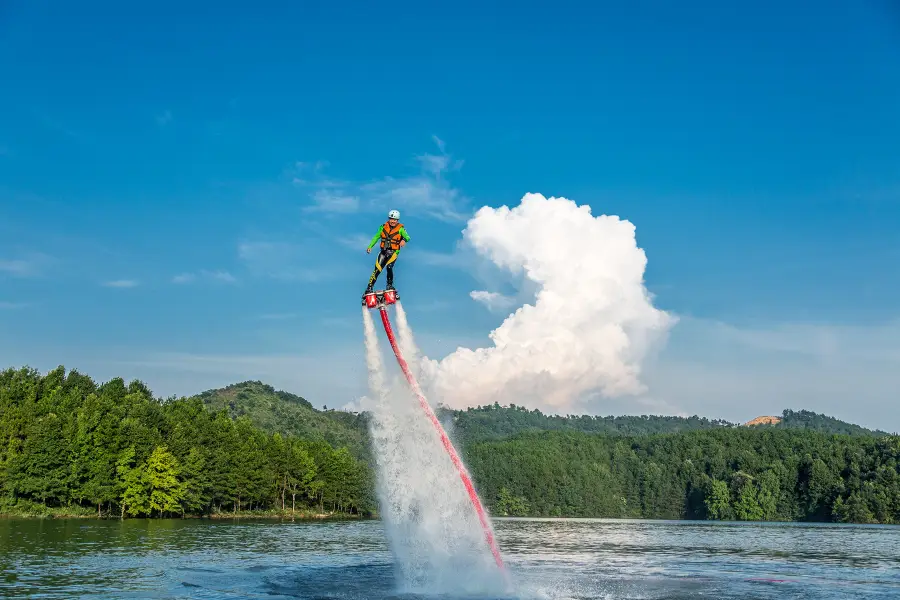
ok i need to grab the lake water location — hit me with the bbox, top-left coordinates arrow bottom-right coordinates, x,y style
2,517 -> 898,599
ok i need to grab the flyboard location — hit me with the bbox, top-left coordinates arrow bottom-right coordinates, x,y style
363,288 -> 508,575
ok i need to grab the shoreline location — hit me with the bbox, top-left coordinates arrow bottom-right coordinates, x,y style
4,511 -> 897,527
0,508 -> 376,521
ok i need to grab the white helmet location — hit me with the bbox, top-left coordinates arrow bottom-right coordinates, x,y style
388,209 -> 400,220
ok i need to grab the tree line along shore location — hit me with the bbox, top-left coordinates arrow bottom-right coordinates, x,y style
2,366 -> 897,524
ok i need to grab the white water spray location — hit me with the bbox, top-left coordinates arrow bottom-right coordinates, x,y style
362,307 -> 509,596
393,301 -> 421,378
362,308 -> 388,398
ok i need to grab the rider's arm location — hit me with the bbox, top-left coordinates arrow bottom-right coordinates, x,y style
400,227 -> 410,243
367,230 -> 381,250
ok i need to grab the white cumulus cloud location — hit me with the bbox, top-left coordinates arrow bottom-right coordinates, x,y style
419,193 -> 677,413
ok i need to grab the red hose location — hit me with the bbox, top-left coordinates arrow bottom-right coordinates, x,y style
378,307 -> 506,572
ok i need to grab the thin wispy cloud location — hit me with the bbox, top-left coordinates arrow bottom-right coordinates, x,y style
635,315 -> 900,432
237,240 -> 343,282
292,136 -> 471,222
156,110 -> 172,126
0,301 -> 28,310
208,270 -> 236,283
103,279 -> 139,288
0,258 -> 38,276
306,189 -> 360,213
405,249 -> 463,267
699,317 -> 900,364
337,233 -> 373,250
0,252 -> 55,277
172,270 -> 237,284
469,290 -> 517,312
416,135 -> 464,176
290,160 -> 330,185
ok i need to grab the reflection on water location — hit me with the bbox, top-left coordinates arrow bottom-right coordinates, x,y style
2,517 -> 898,599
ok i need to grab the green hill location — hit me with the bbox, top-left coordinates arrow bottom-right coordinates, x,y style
773,409 -> 890,437
435,403 -> 737,445
438,404 -> 890,445
193,382 -> 890,456
193,381 -> 371,461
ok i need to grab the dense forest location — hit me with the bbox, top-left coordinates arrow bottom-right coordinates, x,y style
0,367 -> 374,518
2,365 -> 898,524
468,429 -> 900,523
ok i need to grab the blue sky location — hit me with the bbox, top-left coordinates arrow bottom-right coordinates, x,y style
2,0 -> 899,430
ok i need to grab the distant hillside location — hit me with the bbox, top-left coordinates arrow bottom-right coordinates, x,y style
773,409 -> 890,437
434,403 -> 737,445
437,405 -> 890,444
193,383 -> 890,460
193,381 -> 372,461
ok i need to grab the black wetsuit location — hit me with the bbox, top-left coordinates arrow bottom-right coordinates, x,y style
366,246 -> 397,292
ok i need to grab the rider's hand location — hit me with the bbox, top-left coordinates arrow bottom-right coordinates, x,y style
399,240 -> 406,248
366,247 -> 371,254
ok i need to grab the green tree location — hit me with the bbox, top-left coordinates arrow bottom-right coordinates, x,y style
179,447 -> 212,516
118,447 -> 149,517
144,445 -> 185,517
286,443 -> 318,514
833,493 -> 875,523
705,479 -> 732,520
6,413 -> 71,506
495,487 -> 529,516
732,471 -> 764,521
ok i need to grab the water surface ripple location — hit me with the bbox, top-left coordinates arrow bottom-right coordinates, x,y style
2,517 -> 898,599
